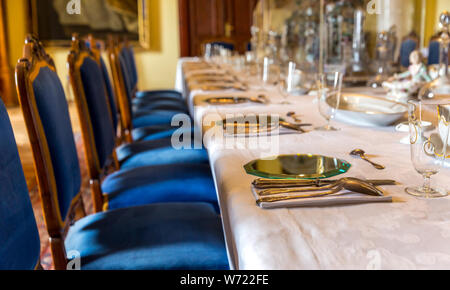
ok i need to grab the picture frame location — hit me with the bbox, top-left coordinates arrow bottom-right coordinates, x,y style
29,0 -> 150,48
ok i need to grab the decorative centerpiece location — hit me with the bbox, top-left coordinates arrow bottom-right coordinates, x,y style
382,50 -> 431,102
419,11 -> 450,100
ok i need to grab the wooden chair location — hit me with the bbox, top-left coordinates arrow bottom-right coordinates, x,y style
0,98 -> 42,270
68,34 -> 219,213
201,37 -> 237,54
16,35 -> 87,268
68,35 -> 119,213
15,35 -> 229,270
398,31 -> 419,68
107,37 -> 189,142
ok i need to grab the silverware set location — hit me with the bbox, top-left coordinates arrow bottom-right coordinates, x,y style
253,177 -> 396,205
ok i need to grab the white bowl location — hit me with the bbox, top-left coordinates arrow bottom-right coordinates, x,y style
331,93 -> 408,127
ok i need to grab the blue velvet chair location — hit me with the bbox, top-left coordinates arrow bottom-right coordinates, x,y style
100,53 -> 189,141
16,37 -> 229,270
108,43 -> 190,141
428,41 -> 441,66
0,99 -> 41,270
71,38 -> 209,169
118,44 -> 186,109
399,36 -> 418,68
66,37 -> 217,213
208,41 -> 235,51
99,38 -> 198,143
123,44 -> 184,101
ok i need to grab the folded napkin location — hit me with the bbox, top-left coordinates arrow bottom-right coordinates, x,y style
252,185 -> 393,209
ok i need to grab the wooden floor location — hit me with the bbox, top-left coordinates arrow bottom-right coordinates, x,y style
7,102 -> 82,190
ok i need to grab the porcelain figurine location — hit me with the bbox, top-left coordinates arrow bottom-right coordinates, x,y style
382,50 -> 431,102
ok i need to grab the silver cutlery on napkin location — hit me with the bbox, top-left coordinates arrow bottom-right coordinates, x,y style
256,178 -> 386,204
252,178 -> 397,189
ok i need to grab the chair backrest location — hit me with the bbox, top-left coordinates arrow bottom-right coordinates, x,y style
208,41 -> 235,51
107,37 -> 134,142
0,98 -> 41,270
428,41 -> 441,66
68,35 -> 116,201
16,35 -> 84,269
121,42 -> 138,92
86,36 -> 119,132
399,33 -> 419,68
118,47 -> 135,104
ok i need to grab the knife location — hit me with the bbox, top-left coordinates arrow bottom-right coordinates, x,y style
253,178 -> 397,189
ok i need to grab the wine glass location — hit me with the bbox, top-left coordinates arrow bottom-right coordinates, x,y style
315,71 -> 343,131
261,57 -> 280,86
406,101 -> 450,198
274,62 -> 295,104
204,43 -> 212,61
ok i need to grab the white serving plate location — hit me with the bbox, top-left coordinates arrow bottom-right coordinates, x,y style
331,93 -> 408,127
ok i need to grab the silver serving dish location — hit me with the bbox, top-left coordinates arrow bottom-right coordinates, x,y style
329,93 -> 408,127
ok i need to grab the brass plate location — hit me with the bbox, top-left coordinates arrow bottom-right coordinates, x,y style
244,154 -> 352,180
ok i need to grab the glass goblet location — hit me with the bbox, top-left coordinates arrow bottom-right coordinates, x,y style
406,101 -> 450,198
315,71 -> 343,131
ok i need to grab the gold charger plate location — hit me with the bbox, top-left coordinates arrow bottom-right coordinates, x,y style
244,154 -> 352,179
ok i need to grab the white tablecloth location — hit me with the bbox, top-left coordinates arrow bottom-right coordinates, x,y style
178,59 -> 450,270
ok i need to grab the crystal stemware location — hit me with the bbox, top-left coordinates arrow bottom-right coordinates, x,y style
315,71 -> 343,131
406,101 -> 450,198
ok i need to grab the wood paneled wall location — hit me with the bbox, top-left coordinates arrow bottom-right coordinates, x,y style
179,0 -> 258,57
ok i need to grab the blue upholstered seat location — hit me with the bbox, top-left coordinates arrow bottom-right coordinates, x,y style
122,46 -> 184,101
209,41 -> 235,51
80,58 -> 116,167
135,89 -> 183,100
116,137 -> 208,170
428,41 -> 446,66
399,39 -> 417,67
132,109 -> 189,128
73,49 -> 217,210
65,203 -> 229,270
33,66 -> 82,219
80,55 -> 208,170
132,125 -> 195,141
100,52 -> 186,138
102,164 -> 218,211
133,98 -> 187,113
0,99 -> 41,270
26,55 -> 228,270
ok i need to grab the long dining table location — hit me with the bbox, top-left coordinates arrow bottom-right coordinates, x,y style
175,58 -> 450,270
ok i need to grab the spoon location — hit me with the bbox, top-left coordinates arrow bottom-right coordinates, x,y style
350,149 -> 386,170
278,120 -> 311,133
287,112 -> 302,123
257,178 -> 385,204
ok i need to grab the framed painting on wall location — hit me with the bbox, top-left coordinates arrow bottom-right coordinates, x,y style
29,0 -> 151,48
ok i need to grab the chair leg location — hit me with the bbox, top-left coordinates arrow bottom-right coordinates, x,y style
90,179 -> 104,213
49,237 -> 67,270
76,195 -> 87,219
112,151 -> 120,171
35,260 -> 44,270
